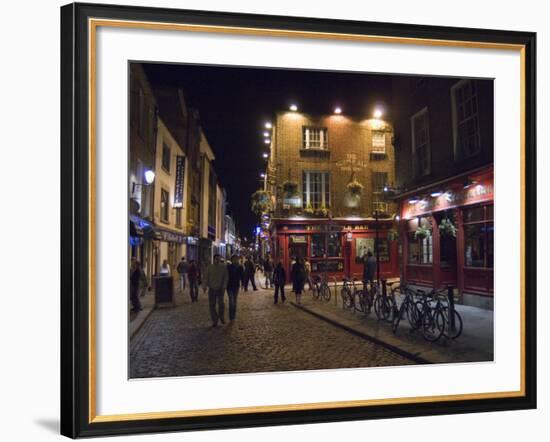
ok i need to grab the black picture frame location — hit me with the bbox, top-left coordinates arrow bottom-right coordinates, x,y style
61,2 -> 537,438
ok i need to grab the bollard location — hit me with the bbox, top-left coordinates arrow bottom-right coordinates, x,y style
447,285 -> 456,333
382,279 -> 387,298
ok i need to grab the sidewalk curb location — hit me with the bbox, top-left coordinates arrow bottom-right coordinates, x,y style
130,306 -> 155,339
290,302 -> 432,365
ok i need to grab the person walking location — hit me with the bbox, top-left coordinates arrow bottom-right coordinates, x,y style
176,257 -> 188,293
304,257 -> 313,292
202,254 -> 228,327
243,256 -> 258,291
226,255 -> 244,321
187,259 -> 200,302
129,260 -> 143,312
362,250 -> 377,285
272,260 -> 286,304
291,257 -> 306,304
263,255 -> 274,289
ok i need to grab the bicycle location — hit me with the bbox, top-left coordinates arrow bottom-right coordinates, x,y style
312,274 -> 331,302
374,281 -> 396,322
340,278 -> 354,309
422,288 -> 463,341
391,286 -> 422,335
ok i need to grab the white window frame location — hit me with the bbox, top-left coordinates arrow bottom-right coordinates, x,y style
410,107 -> 431,177
303,127 -> 328,150
371,131 -> 386,153
451,79 -> 481,160
303,171 -> 330,209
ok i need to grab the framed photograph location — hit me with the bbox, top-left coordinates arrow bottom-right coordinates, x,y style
60,2 -> 536,438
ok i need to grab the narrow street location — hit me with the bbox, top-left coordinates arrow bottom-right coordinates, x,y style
130,285 -> 414,378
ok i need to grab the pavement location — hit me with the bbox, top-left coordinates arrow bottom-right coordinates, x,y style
129,274 -> 493,378
129,282 -> 415,378
294,284 -> 494,364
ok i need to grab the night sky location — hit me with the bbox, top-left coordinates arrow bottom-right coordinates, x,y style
143,63 -> 393,238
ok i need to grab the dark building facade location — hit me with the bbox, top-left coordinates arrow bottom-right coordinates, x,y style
391,76 -> 494,309
129,64 -> 158,285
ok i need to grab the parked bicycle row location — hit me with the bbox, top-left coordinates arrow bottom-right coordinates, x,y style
311,277 -> 463,343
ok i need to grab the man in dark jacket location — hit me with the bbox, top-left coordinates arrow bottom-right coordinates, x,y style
272,260 -> 286,304
263,255 -> 274,288
226,255 -> 244,321
363,250 -> 377,284
243,256 -> 258,291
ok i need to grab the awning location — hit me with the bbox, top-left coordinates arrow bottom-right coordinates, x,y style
129,220 -> 144,237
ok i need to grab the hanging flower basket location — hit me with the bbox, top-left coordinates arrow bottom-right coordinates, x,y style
414,225 -> 431,240
315,205 -> 329,217
251,190 -> 272,215
303,203 -> 314,216
347,180 -> 364,196
439,217 -> 457,237
282,180 -> 298,196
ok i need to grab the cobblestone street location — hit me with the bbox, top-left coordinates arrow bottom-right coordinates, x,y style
130,285 -> 414,378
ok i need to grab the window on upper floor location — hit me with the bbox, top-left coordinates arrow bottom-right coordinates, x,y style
411,107 -> 431,178
161,143 -> 171,173
160,188 -> 170,223
372,172 -> 388,194
138,87 -> 145,138
452,79 -> 481,160
371,132 -> 386,153
302,127 -> 328,150
302,171 -> 330,209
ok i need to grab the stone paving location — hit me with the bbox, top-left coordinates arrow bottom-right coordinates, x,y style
129,286 -> 414,378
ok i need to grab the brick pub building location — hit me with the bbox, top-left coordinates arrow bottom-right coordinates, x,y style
264,108 -> 400,281
391,76 -> 494,309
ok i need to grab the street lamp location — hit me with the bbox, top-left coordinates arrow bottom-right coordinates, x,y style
289,104 -> 298,111
373,108 -> 383,119
263,153 -> 269,159
132,169 -> 155,193
334,106 -> 342,114
264,122 -> 272,129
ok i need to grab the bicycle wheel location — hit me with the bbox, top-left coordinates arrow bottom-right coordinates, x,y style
354,291 -> 364,313
374,296 -> 389,320
312,285 -> 320,300
441,308 -> 463,339
422,308 -> 444,342
321,284 -> 331,302
406,300 -> 421,330
341,287 -> 353,309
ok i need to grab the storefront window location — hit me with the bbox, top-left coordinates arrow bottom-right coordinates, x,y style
311,233 -> 341,257
407,216 -> 432,264
463,204 -> 494,268
437,212 -> 457,267
440,234 -> 456,267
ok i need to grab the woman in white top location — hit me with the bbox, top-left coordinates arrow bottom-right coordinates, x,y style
159,259 -> 171,276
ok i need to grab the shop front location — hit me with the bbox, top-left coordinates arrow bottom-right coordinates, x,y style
272,218 -> 399,283
129,215 -> 156,287
155,227 -> 186,277
399,167 -> 494,309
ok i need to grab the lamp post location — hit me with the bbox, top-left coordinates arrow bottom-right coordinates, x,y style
374,209 -> 380,282
132,169 -> 155,194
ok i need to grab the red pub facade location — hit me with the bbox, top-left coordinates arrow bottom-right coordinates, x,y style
272,218 -> 399,282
